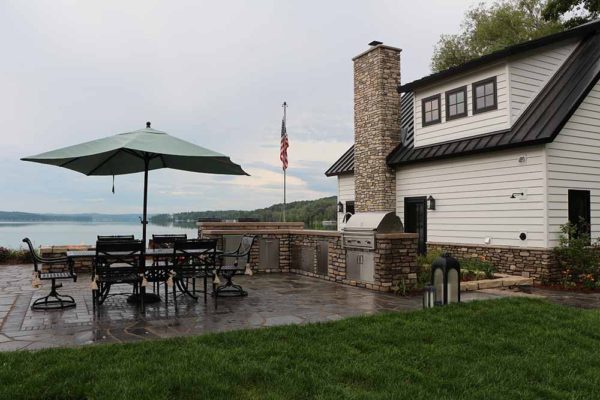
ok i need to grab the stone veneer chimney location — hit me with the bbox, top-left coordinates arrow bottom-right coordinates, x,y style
353,42 -> 401,213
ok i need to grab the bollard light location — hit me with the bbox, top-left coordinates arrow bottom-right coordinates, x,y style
431,252 -> 461,305
423,284 -> 436,309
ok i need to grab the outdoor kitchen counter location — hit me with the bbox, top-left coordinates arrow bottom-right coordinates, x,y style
200,225 -> 419,293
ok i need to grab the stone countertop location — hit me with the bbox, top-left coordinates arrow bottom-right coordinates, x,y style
375,232 -> 418,239
201,229 -> 341,237
197,222 -> 304,229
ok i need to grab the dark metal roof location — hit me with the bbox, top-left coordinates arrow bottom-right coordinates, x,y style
398,19 -> 600,93
324,145 -> 354,176
388,32 -> 600,166
325,93 -> 414,176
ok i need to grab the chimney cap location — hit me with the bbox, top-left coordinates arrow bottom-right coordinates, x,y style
369,40 -> 383,46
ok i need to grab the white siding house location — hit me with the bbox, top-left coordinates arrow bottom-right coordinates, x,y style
396,146 -> 547,247
327,21 -> 600,280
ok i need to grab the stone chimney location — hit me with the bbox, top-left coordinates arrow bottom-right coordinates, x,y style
353,41 -> 402,213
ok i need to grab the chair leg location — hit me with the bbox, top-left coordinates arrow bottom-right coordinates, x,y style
173,282 -> 177,312
140,284 -> 145,314
31,278 -> 76,311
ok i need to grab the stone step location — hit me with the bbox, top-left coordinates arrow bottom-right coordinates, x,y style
460,275 -> 533,291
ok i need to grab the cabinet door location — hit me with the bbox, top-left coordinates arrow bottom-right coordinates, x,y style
360,253 -> 374,282
260,238 -> 280,270
346,251 -> 360,281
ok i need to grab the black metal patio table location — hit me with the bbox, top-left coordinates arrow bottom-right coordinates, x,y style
66,248 -> 222,304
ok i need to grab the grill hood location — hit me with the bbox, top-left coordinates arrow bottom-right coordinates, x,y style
343,212 -> 403,232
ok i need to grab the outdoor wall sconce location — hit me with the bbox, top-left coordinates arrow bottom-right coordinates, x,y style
337,201 -> 344,213
427,195 -> 436,210
510,192 -> 524,199
431,253 -> 461,305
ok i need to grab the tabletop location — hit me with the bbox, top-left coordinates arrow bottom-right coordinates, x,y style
66,248 -> 222,258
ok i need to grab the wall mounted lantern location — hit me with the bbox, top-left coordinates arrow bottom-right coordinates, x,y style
431,253 -> 461,305
337,201 -> 344,213
427,195 -> 436,210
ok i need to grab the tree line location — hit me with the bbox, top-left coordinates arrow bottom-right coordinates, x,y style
150,196 -> 337,230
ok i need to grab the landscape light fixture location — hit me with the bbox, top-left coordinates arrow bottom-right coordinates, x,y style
337,201 -> 344,213
427,195 -> 436,210
510,192 -> 524,199
431,253 -> 461,305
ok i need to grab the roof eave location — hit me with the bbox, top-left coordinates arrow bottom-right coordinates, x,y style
398,20 -> 600,93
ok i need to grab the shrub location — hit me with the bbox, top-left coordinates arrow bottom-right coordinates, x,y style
415,250 -> 442,288
0,247 -> 32,265
0,247 -> 10,263
461,256 -> 496,279
554,221 -> 599,289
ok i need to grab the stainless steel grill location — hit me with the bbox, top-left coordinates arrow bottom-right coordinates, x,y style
341,212 -> 403,250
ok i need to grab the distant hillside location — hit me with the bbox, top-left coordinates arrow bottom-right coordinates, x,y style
151,196 -> 337,229
0,212 -> 141,223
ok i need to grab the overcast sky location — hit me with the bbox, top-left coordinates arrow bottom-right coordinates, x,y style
0,0 -> 493,214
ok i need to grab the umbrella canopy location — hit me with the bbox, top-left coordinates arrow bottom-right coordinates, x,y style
21,123 -> 248,176
22,122 -> 248,247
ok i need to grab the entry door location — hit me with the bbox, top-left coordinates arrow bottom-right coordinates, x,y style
405,197 -> 427,255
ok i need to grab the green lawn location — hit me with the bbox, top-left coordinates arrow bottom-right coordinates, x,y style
1,298 -> 600,399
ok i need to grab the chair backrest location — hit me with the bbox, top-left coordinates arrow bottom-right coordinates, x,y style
95,240 -> 143,270
97,235 -> 135,242
173,239 -> 217,269
22,237 -> 41,271
152,234 -> 188,249
22,237 -> 68,272
235,235 -> 256,259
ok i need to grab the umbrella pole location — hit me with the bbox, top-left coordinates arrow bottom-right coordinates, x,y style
126,154 -> 160,307
143,155 -> 149,248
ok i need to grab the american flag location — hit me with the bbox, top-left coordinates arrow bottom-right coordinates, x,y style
280,117 -> 289,170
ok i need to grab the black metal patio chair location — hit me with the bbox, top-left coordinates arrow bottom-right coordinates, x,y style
215,235 -> 256,297
172,239 -> 217,307
93,240 -> 144,313
146,234 -> 188,298
22,238 -> 77,310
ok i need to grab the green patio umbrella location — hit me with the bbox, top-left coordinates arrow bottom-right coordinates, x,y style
22,122 -> 249,247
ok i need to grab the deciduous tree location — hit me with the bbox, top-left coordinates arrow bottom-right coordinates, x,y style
431,0 -> 563,72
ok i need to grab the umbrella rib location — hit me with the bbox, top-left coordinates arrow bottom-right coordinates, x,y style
122,148 -> 145,159
59,157 -> 81,168
159,154 -> 167,168
86,150 -> 123,176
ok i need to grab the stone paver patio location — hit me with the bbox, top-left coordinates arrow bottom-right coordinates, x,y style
1,264 -> 598,352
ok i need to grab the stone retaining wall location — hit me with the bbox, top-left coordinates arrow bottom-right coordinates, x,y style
40,245 -> 94,272
427,242 -> 559,283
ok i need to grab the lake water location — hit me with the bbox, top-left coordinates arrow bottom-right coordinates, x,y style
0,222 -> 198,249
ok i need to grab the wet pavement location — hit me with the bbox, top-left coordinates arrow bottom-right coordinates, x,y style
1,264 -> 598,352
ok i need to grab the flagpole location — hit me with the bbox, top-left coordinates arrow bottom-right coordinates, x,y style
282,101 -> 287,222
